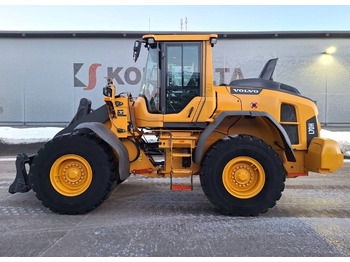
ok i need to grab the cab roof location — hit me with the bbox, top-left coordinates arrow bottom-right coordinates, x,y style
142,34 -> 218,41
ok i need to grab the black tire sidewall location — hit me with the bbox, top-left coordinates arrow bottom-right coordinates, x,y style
201,135 -> 284,215
31,134 -> 114,213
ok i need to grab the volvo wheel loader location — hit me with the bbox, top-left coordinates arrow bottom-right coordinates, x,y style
9,34 -> 343,216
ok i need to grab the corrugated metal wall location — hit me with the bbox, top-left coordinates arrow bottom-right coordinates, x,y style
0,32 -> 349,126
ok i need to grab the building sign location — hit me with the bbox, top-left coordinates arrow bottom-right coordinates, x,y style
73,63 -> 143,90
74,63 -> 244,90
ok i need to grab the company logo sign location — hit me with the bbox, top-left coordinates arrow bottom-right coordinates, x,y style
230,87 -> 262,95
214,67 -> 244,85
74,63 -> 142,90
74,63 -> 245,91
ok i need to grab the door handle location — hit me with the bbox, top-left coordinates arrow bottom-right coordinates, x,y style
188,107 -> 194,118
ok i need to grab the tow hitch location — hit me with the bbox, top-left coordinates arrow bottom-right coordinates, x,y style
9,153 -> 34,194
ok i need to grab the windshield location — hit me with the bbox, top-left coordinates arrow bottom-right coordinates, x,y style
139,48 -> 160,113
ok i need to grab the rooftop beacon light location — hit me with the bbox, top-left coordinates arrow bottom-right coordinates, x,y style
323,46 -> 337,55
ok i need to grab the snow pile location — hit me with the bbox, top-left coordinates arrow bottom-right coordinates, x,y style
320,129 -> 350,157
0,127 -> 63,144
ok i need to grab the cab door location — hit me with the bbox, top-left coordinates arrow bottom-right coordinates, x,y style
162,42 -> 209,128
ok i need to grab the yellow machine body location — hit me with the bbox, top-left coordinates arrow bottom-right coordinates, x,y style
12,33 -> 344,216
103,34 -> 343,180
305,137 -> 343,173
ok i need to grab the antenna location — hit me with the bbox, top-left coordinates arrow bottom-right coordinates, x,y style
180,18 -> 183,31
185,17 -> 188,31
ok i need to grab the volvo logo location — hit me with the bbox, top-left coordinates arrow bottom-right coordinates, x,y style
230,88 -> 262,95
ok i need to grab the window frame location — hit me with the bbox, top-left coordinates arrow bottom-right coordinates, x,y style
139,46 -> 161,114
161,41 -> 203,114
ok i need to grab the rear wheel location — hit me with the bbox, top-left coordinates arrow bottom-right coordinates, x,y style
200,135 -> 285,216
30,133 -> 118,214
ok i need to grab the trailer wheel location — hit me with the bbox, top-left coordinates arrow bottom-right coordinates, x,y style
30,133 -> 117,214
200,135 -> 285,216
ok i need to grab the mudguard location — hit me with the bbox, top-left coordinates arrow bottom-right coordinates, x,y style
193,111 -> 296,164
74,122 -> 130,181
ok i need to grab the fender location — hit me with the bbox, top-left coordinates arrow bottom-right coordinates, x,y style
74,122 -> 130,181
193,111 -> 296,164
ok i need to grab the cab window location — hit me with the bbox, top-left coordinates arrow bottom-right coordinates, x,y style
165,43 -> 201,114
139,48 -> 160,113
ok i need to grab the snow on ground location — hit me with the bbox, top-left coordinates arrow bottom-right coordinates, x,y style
0,126 -> 349,156
0,127 -> 63,144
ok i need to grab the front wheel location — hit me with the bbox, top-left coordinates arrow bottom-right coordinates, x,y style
30,133 -> 118,214
200,135 -> 285,216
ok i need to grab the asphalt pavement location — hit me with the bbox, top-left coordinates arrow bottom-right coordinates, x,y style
0,156 -> 349,257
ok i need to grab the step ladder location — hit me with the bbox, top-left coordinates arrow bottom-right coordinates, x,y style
170,151 -> 193,191
160,131 -> 194,191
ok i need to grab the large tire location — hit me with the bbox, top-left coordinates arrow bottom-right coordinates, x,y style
200,135 -> 285,216
30,133 -> 118,214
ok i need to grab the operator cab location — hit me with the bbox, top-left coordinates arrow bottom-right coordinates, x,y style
133,34 -> 218,128
139,37 -> 202,114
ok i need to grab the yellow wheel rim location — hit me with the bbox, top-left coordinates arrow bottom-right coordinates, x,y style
222,156 -> 265,199
50,154 -> 93,197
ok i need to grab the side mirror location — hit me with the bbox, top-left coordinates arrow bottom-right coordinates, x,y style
133,40 -> 142,62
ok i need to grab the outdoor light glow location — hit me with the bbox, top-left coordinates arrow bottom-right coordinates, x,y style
323,46 -> 337,55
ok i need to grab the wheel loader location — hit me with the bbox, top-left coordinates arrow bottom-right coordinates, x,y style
9,34 -> 343,216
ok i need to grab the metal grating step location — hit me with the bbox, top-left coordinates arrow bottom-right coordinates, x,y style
171,184 -> 192,191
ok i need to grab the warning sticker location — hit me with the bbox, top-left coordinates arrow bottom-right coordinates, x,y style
250,102 -> 258,109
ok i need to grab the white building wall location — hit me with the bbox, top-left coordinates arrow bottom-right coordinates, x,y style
0,34 -> 349,126
213,38 -> 350,124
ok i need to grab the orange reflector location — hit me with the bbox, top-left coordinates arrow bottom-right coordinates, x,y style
287,173 -> 308,178
132,168 -> 152,174
171,184 -> 192,191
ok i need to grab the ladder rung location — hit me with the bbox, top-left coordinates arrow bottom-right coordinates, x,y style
172,169 -> 192,174
171,153 -> 192,157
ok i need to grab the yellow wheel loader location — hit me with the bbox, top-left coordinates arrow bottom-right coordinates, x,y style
9,34 -> 343,216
